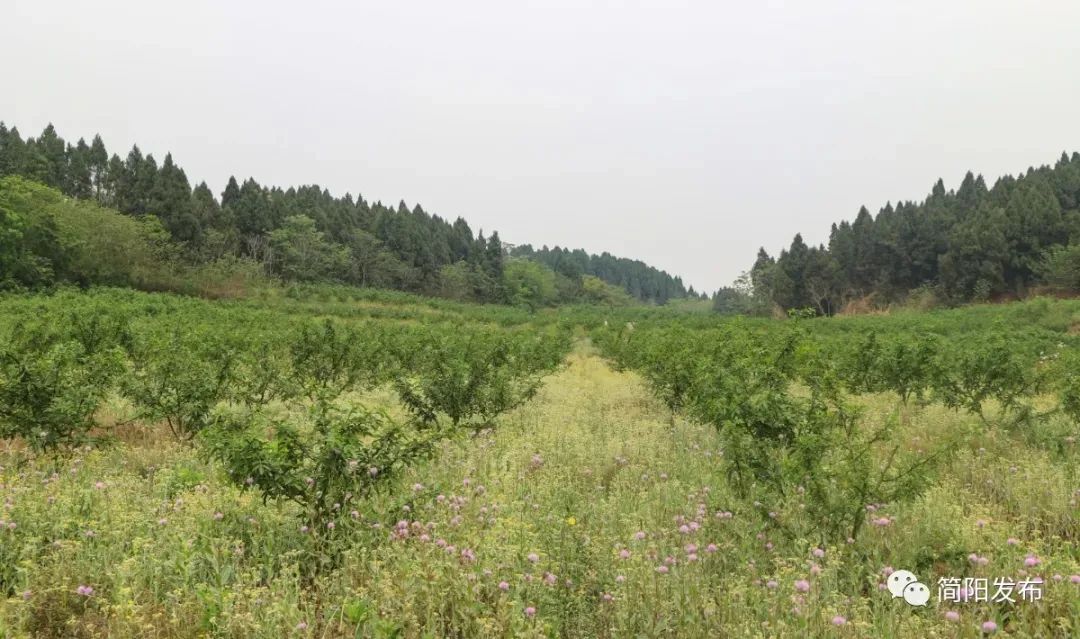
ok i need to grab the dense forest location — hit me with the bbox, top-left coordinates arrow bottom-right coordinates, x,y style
0,121 -> 686,306
509,244 -> 691,305
719,152 -> 1080,315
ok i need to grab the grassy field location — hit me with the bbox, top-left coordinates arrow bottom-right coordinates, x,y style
1,323 -> 1077,637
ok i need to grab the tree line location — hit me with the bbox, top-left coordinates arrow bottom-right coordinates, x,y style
0,121 -> 688,305
717,152 -> 1080,314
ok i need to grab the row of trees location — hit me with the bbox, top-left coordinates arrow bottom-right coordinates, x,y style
0,121 -> 687,306
731,152 -> 1080,314
509,244 -> 691,304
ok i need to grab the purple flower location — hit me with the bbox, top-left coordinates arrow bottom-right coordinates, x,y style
981,620 -> 998,633
831,615 -> 846,626
498,581 -> 510,592
1023,554 -> 1040,567
794,579 -> 810,593
524,606 -> 536,618
634,531 -> 646,541
619,549 -> 631,559
944,610 -> 960,622
656,565 -> 669,574
812,547 -> 825,558
76,585 -> 94,596
527,552 -> 539,563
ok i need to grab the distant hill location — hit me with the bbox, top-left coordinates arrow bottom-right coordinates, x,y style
0,121 -> 689,305
743,152 -> 1080,314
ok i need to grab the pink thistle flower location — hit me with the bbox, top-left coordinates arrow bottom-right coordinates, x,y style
686,553 -> 698,562
812,548 -> 825,558
1023,554 -> 1040,567
766,580 -> 778,589
619,549 -> 631,559
1070,575 -> 1080,584
678,524 -> 690,534
810,564 -> 822,576
76,585 -> 93,596
527,552 -> 539,563
634,531 -> 646,541
831,615 -> 846,626
615,575 -> 625,583
794,579 -> 810,593
327,522 -> 335,530
981,620 -> 997,633
1006,537 -> 1019,546
656,565 -> 669,574
498,580 -> 510,591
602,593 -> 613,602
524,606 -> 536,618
213,512 -> 223,521
944,610 -> 960,622
295,621 -> 308,631
706,543 -> 718,553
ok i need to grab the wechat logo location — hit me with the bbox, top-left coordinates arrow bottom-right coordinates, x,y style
888,569 -> 930,607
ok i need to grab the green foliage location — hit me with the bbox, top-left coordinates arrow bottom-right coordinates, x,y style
0,314 -> 125,452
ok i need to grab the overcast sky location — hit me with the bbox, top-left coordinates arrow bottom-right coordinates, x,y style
5,1 -> 1080,292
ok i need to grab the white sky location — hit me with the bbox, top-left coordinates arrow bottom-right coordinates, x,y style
5,0 -> 1080,292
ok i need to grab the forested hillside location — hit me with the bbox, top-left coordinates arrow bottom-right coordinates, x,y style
737,153 -> 1080,314
0,121 -> 686,305
510,244 -> 691,305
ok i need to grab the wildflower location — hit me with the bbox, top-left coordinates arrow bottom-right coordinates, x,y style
544,572 -> 557,586
84,530 -> 95,538
94,482 -> 105,490
679,525 -> 690,534
831,615 -> 846,626
524,606 -> 536,618
368,466 -> 378,477
498,581 -> 510,591
304,477 -> 315,487
327,522 -> 335,530
615,575 -> 625,583
686,553 -> 698,562
981,620 -> 998,633
794,579 -> 810,593
656,565 -> 669,574
634,531 -> 646,541
1006,537 -> 1019,546
461,548 -> 476,563
1023,554 -> 1040,567
527,552 -> 539,563
977,556 -> 989,566
76,585 -> 94,596
350,510 -> 359,519
22,590 -> 31,600
706,543 -> 718,553
602,593 -> 613,602
619,549 -> 631,559
810,564 -> 822,576
976,519 -> 987,528
944,610 -> 960,622
213,512 -> 223,521
565,516 -> 576,527
412,483 -> 424,492
296,621 -> 308,631
872,517 -> 891,527
685,543 -> 697,554
1071,575 -> 1080,584
812,547 -> 825,558
300,525 -> 309,534
766,580 -> 778,589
